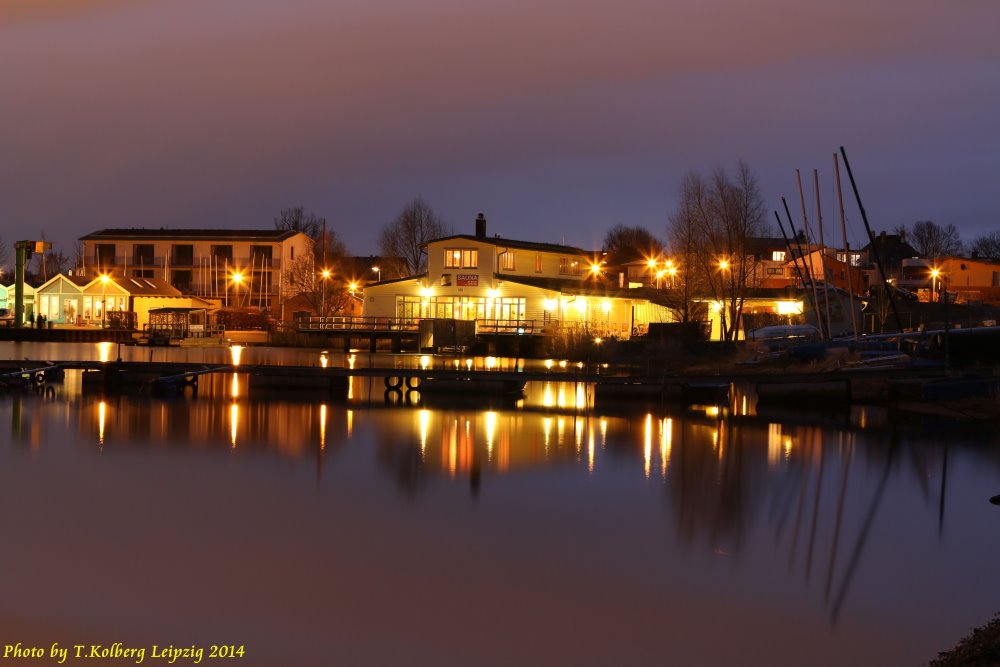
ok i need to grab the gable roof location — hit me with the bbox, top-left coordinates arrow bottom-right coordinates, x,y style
426,234 -> 593,256
80,228 -> 305,242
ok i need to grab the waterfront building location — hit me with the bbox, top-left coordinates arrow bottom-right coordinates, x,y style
34,273 -> 210,327
0,282 -> 36,324
78,228 -> 313,313
362,215 -> 676,338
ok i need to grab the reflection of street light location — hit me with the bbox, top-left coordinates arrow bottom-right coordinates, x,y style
100,274 -> 110,328
372,265 -> 381,282
321,269 -> 331,315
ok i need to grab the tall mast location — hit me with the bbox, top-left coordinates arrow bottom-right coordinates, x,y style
834,153 -> 859,340
839,146 -> 904,333
783,197 -> 826,338
814,169 -> 834,336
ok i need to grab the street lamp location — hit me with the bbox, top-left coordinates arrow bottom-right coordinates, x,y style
231,270 -> 244,308
718,258 -> 730,272
321,268 -> 331,315
930,267 -> 941,302
666,265 -> 678,288
655,269 -> 666,289
372,265 -> 381,282
100,274 -> 110,328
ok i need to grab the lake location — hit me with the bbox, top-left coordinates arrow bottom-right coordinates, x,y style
1,342 -> 998,666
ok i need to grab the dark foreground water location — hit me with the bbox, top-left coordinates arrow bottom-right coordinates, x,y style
1,343 -> 999,666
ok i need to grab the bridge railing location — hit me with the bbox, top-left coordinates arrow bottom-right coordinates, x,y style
297,316 -> 420,332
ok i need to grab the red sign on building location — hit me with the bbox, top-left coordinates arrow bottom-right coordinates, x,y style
456,274 -> 479,286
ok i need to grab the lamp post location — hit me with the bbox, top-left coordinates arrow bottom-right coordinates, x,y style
231,270 -> 244,308
372,265 -> 381,283
321,269 -> 331,316
930,267 -> 940,302
667,265 -> 678,288
100,274 -> 110,328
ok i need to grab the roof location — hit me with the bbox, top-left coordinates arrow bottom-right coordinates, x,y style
109,276 -> 182,296
427,234 -> 593,256
80,228 -> 304,242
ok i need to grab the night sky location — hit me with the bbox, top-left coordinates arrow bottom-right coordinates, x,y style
2,0 -> 998,256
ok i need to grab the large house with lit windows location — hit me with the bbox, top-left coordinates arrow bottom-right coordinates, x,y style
78,228 -> 313,313
362,214 -> 676,337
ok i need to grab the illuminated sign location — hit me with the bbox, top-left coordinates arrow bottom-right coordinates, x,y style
456,274 -> 478,286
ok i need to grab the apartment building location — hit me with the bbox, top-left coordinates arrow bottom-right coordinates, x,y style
79,228 -> 313,311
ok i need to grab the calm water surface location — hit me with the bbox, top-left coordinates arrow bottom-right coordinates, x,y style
1,343 -> 999,666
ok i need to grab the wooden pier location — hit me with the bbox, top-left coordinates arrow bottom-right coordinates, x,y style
0,357 -> 950,408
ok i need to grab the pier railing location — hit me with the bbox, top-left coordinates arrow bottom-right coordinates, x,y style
297,316 -> 420,332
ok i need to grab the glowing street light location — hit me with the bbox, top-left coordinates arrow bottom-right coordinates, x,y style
930,267 -> 941,302
320,268 -> 331,315
666,265 -> 678,288
372,265 -> 381,282
718,258 -> 730,272
230,270 -> 245,308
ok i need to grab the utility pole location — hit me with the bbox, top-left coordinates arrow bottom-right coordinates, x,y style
13,240 -> 51,328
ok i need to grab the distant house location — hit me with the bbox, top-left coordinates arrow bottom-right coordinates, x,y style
859,231 -> 918,279
898,255 -> 1000,304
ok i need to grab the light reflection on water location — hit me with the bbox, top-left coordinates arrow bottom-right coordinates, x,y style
2,351 -> 1000,664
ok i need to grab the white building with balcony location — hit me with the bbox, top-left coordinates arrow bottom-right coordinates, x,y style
79,228 -> 312,312
362,214 -> 676,338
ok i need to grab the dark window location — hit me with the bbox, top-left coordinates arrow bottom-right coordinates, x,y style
132,269 -> 155,279
95,244 -> 116,270
211,245 -> 233,261
171,245 -> 194,266
133,244 -> 154,266
250,245 -> 273,268
171,270 -> 193,292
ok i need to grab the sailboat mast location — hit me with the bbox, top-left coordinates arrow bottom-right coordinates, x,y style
834,153 -> 859,340
814,169 -> 834,336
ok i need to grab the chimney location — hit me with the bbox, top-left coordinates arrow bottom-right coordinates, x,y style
475,213 -> 486,238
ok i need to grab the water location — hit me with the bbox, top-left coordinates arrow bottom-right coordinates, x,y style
2,342 -> 999,666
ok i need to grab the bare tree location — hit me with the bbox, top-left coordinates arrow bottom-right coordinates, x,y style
969,231 -> 1000,259
904,220 -> 963,259
0,235 -> 9,278
602,224 -> 664,261
283,255 -> 355,316
378,197 -> 451,275
668,162 -> 769,341
274,206 -> 346,265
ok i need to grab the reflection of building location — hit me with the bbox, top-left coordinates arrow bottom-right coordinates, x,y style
363,215 -> 676,338
79,228 -> 313,311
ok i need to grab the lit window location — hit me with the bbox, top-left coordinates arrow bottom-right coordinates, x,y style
501,252 -> 515,271
462,249 -> 478,268
444,249 -> 462,268
772,251 -> 786,262
559,258 -> 569,275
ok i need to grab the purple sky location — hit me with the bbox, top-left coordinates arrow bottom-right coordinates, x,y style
2,0 -> 998,256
